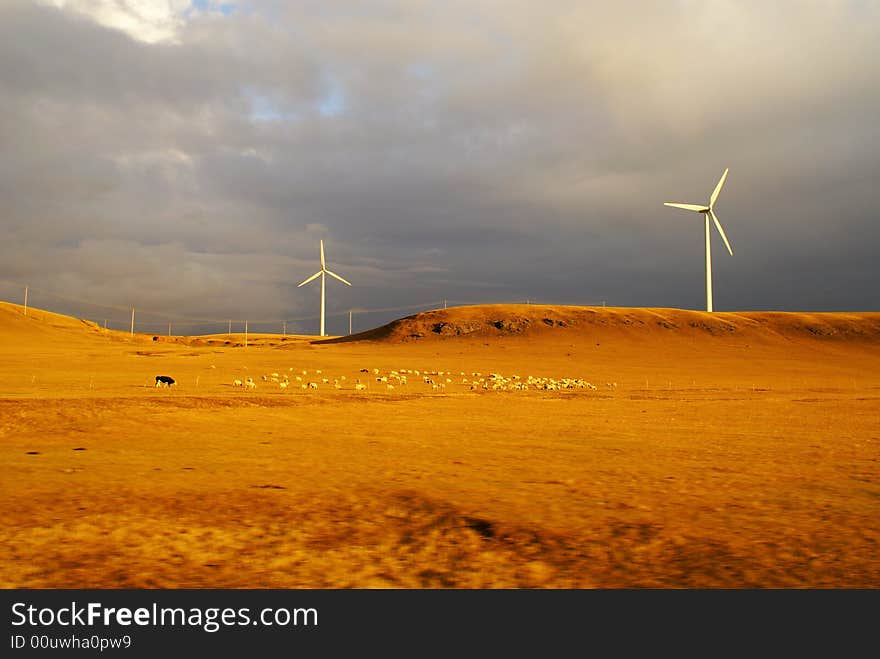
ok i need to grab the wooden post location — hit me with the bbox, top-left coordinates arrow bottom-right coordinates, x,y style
228,320 -> 232,335
24,286 -> 28,316
282,321 -> 286,337
349,310 -> 352,335
245,320 -> 248,348
130,307 -> 135,335
168,322 -> 172,336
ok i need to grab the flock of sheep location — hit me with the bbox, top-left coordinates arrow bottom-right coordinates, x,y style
218,367 -> 616,394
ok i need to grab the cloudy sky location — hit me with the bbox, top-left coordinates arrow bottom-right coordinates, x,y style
1,0 -> 878,334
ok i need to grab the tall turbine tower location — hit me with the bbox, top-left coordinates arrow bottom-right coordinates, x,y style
297,239 -> 352,336
664,168 -> 734,312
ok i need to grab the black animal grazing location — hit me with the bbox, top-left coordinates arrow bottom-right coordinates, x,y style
155,375 -> 176,388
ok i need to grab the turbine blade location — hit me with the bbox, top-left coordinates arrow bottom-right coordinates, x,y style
297,271 -> 322,287
710,168 -> 729,208
664,203 -> 709,212
326,270 -> 352,286
711,210 -> 734,256
320,240 -> 325,269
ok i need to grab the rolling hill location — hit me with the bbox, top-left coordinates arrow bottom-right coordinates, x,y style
320,303 -> 880,345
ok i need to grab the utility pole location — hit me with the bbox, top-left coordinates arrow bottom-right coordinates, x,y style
244,320 -> 248,348
23,286 -> 28,316
349,310 -> 352,335
228,320 -> 232,335
130,307 -> 135,335
168,322 -> 172,336
282,321 -> 286,337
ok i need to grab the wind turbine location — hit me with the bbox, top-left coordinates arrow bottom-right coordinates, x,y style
297,239 -> 352,336
664,168 -> 733,312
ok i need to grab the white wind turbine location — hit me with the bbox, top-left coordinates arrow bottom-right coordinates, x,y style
297,239 -> 352,336
664,168 -> 734,312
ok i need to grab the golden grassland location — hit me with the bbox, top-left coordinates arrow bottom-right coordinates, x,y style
1,301 -> 879,587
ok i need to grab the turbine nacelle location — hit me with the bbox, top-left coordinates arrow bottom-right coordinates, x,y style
664,203 -> 710,214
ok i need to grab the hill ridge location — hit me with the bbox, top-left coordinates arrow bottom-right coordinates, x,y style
4,300 -> 880,347
317,304 -> 880,345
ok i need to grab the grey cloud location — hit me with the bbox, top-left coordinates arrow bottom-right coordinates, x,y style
1,0 -> 878,333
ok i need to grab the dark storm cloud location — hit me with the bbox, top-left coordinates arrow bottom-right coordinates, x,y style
1,0 -> 878,335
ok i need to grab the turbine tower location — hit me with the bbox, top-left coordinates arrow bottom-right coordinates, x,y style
297,239 -> 352,336
664,168 -> 733,312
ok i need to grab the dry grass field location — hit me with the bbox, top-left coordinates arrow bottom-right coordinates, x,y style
1,301 -> 878,588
